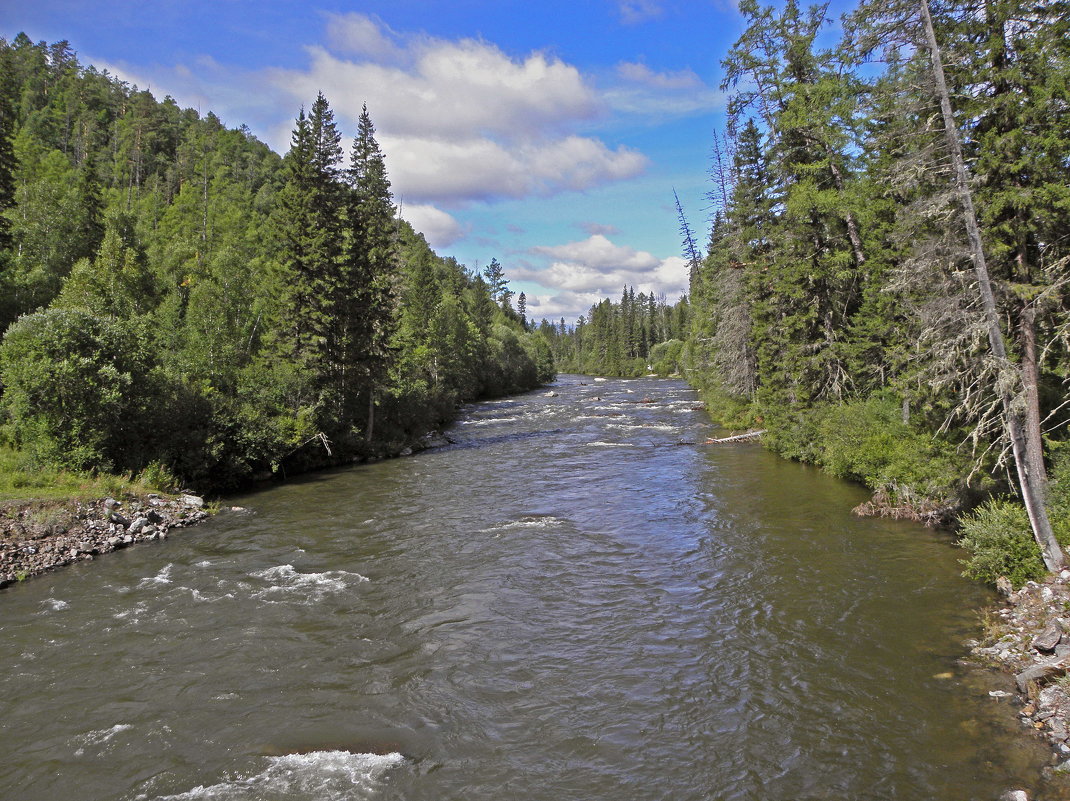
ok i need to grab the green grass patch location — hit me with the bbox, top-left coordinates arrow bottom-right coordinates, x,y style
0,444 -> 177,503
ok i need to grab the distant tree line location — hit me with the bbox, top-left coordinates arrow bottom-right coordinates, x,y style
542,287 -> 691,377
0,34 -> 553,490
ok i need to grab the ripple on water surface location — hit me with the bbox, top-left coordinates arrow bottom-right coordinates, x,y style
0,375 -> 1063,801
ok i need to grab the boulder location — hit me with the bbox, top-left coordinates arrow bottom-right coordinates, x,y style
180,494 -> 204,508
1016,659 -> 1070,693
1033,623 -> 1063,654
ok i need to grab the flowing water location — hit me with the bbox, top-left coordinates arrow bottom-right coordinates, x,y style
0,376 -> 1058,800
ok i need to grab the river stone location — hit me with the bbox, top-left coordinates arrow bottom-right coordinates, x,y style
996,576 -> 1014,597
128,517 -> 149,535
108,511 -> 130,527
103,498 -> 121,510
180,494 -> 204,508
1001,790 -> 1029,800
1033,623 -> 1063,653
1016,660 -> 1069,693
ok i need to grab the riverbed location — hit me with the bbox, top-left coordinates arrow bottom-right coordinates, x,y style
0,375 -> 1054,800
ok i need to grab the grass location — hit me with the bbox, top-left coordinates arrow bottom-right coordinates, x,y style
0,444 -> 176,504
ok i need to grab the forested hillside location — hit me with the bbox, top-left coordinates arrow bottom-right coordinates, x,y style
0,34 -> 553,491
578,0 -> 1070,584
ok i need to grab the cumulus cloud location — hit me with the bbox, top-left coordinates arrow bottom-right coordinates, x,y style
260,15 -> 647,205
381,134 -> 645,202
272,40 -> 597,140
400,204 -> 465,248
533,234 -> 659,272
514,234 -> 689,320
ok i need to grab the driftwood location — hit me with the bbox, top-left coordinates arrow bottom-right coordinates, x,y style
705,429 -> 766,444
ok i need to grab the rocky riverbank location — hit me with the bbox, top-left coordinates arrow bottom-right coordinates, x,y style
0,494 -> 212,588
972,572 -> 1070,794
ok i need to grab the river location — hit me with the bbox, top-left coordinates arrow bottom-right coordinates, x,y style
0,375 -> 1056,800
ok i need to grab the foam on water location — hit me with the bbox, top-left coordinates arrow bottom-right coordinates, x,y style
458,416 -> 518,426
41,598 -> 69,611
73,723 -> 133,756
138,564 -> 174,588
606,423 -> 678,432
249,565 -> 368,603
145,750 -> 404,800
480,515 -> 565,533
585,441 -> 636,447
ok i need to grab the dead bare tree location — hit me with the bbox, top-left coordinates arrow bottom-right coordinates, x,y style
918,0 -> 1064,571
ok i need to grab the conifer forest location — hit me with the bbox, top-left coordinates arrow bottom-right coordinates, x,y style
2,0 -> 1070,583
0,34 -> 553,491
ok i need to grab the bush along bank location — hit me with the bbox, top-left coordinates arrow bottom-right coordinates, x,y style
0,493 -> 211,588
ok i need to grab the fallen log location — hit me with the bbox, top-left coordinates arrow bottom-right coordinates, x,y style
705,429 -> 767,444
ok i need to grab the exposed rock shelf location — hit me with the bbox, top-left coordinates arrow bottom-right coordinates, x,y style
0,494 -> 212,588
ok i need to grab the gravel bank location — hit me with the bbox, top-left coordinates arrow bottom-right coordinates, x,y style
0,494 -> 213,588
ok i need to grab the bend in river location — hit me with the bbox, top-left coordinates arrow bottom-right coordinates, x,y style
0,375 -> 1056,800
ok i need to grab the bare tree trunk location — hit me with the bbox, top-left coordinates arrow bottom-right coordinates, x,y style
827,156 -> 866,267
920,0 -> 1064,571
365,391 -> 375,444
1020,305 -> 1047,501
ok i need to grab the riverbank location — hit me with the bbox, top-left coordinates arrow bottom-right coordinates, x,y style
973,573 -> 1070,786
0,493 -> 211,588
0,429 -> 457,590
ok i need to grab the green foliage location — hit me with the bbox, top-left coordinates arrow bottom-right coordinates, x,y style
960,452 -> 1070,587
552,290 -> 689,376
959,499 -> 1046,588
0,39 -> 552,491
649,338 -> 684,376
0,308 -> 156,472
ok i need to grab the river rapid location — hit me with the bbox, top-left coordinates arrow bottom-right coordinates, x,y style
0,375 -> 1055,800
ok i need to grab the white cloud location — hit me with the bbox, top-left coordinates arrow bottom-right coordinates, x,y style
616,61 -> 702,89
400,204 -> 465,248
514,234 -> 690,320
382,135 -> 645,203
618,0 -> 665,25
270,40 -> 597,141
533,234 -> 660,272
257,18 -> 649,206
324,12 -> 403,61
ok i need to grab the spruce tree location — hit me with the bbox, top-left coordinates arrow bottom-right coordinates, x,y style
344,103 -> 398,440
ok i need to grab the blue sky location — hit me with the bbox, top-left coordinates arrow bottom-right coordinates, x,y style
2,0 -> 748,322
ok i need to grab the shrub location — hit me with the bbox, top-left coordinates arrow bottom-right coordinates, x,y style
959,499 -> 1046,588
0,308 -> 156,472
764,395 -> 979,511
